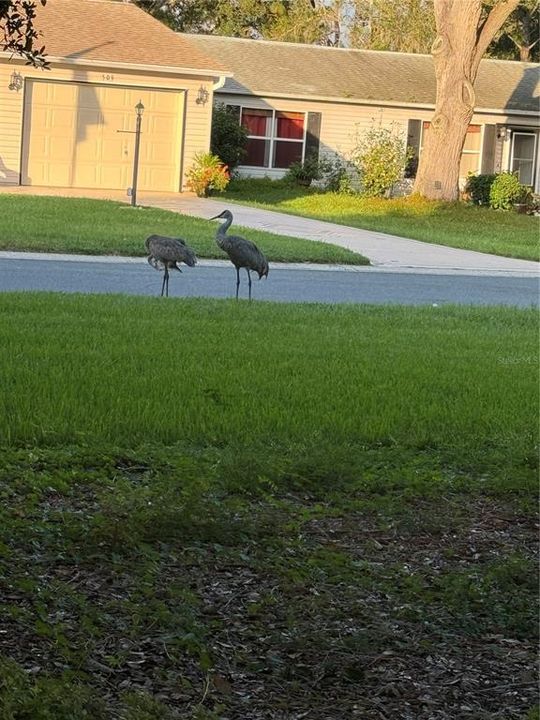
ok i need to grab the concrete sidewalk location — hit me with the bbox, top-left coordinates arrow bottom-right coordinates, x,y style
140,194 -> 539,276
1,185 -> 538,276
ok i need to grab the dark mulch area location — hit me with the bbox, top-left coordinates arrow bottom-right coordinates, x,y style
0,480 -> 538,719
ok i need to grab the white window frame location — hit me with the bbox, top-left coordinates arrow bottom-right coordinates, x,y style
510,131 -> 537,186
239,106 -> 307,169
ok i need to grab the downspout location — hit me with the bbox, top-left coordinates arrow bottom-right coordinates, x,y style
212,76 -> 227,92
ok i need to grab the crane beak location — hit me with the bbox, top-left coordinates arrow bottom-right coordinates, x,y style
209,214 -> 221,220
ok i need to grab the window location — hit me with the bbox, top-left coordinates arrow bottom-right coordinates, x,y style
240,107 -> 306,169
241,108 -> 271,167
511,132 -> 537,186
421,122 -> 482,177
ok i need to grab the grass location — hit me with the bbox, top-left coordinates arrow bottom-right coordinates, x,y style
0,194 -> 368,265
0,294 -> 537,457
0,293 -> 538,719
224,178 -> 540,262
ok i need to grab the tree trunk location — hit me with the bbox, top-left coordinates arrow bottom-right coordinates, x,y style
414,0 -> 520,202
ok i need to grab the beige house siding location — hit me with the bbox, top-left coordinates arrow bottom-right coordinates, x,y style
215,92 -> 410,179
0,61 -> 216,191
216,91 -> 540,190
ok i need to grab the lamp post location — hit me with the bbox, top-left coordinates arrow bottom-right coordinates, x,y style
131,101 -> 145,207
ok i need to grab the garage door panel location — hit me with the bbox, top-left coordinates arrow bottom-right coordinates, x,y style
48,137 -> 73,162
23,81 -> 183,191
53,109 -> 77,130
74,165 -> 100,188
147,116 -> 181,136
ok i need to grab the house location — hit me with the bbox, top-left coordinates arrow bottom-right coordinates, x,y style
0,0 -> 229,193
1,1 -> 537,196
189,34 -> 540,192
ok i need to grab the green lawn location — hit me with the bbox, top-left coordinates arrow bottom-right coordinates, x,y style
0,194 -> 368,265
224,178 -> 540,262
0,294 -> 537,719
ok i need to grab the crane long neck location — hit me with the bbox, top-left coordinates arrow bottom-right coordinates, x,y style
217,214 -> 233,236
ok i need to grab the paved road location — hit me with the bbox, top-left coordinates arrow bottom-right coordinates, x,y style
0,254 -> 537,307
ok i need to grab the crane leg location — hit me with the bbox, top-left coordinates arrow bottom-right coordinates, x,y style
246,269 -> 252,301
161,266 -> 170,297
235,267 -> 240,300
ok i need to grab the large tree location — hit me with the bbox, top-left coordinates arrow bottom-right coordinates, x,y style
135,0 -> 356,45
350,0 -> 436,53
488,0 -> 539,61
413,0 -> 520,202
1,0 -> 47,67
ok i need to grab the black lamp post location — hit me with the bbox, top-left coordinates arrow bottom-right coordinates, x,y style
131,101 -> 145,207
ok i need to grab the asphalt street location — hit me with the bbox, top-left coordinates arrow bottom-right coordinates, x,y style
0,255 -> 538,306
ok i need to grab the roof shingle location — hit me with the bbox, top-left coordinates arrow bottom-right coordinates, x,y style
32,0 -> 227,74
189,34 -> 539,113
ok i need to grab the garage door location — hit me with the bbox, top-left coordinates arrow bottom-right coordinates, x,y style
22,81 -> 184,192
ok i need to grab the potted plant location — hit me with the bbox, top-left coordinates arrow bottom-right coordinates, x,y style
284,156 -> 323,187
513,185 -> 534,214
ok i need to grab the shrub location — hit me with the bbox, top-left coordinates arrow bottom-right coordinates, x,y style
284,156 -> 324,186
186,152 -> 230,198
321,156 -> 356,194
350,122 -> 412,197
210,103 -> 248,171
489,172 -> 526,210
465,173 -> 497,205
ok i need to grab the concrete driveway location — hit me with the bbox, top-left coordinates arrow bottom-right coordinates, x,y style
1,186 -> 538,275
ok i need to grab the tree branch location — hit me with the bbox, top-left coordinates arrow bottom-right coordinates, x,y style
473,0 -> 520,72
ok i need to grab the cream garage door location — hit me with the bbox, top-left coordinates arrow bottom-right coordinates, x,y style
22,81 -> 184,191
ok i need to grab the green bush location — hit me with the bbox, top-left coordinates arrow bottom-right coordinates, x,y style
186,152 -> 230,198
284,156 -> 324,186
350,123 -> 412,197
321,156 -> 356,195
210,103 -> 248,171
465,173 -> 497,205
489,172 -> 526,210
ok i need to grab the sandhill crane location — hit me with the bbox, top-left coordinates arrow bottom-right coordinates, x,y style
145,235 -> 197,297
210,209 -> 269,301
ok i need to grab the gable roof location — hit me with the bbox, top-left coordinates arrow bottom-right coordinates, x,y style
188,34 -> 539,114
28,0 -> 227,76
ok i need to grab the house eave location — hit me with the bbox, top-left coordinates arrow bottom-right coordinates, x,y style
0,52 -> 232,79
215,87 -> 539,118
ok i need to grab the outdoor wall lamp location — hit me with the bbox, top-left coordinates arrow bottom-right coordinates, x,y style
8,71 -> 23,92
195,85 -> 209,105
497,126 -> 510,141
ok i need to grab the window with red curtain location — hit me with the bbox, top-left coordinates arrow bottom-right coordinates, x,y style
241,109 -> 271,167
276,112 -> 304,140
241,109 -> 271,137
273,142 -> 303,168
245,139 -> 270,167
239,108 -> 306,169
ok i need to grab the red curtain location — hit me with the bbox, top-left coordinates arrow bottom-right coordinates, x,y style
273,141 -> 303,168
242,110 -> 271,137
245,139 -> 269,167
276,112 -> 304,139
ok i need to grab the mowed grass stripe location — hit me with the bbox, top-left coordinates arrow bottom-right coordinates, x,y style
0,294 -> 537,457
0,194 -> 368,265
